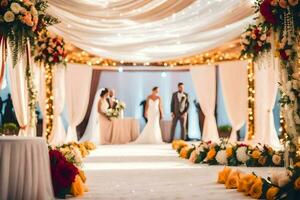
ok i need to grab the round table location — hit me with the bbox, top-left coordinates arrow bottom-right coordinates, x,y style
0,136 -> 54,200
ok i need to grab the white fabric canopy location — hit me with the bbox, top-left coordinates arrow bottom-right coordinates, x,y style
219,61 -> 248,142
48,0 -> 254,62
65,64 -> 92,142
50,65 -> 66,145
254,58 -> 281,149
190,65 -> 219,142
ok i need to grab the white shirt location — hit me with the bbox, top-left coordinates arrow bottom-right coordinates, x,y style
177,92 -> 186,113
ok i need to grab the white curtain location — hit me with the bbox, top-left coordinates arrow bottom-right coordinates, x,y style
80,89 -> 100,145
254,58 -> 281,149
65,64 -> 92,142
219,60 -> 248,142
190,65 -> 219,142
48,0 -> 254,62
50,65 -> 66,145
7,47 -> 28,136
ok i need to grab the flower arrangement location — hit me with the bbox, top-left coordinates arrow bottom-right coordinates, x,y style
217,162 -> 300,199
49,141 -> 95,198
34,30 -> 67,67
0,0 -> 59,66
243,0 -> 300,165
172,140 -> 284,167
240,23 -> 272,61
106,100 -> 126,119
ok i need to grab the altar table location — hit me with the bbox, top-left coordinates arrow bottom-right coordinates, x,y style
110,118 -> 139,144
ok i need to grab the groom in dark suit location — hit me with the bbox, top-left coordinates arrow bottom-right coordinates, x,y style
170,82 -> 189,142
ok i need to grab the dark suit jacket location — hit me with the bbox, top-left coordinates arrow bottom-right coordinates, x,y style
171,92 -> 189,116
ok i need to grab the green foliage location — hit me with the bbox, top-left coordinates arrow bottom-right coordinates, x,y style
218,125 -> 232,132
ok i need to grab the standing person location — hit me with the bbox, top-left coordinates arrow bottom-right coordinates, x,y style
107,89 -> 118,109
134,87 -> 163,144
139,99 -> 148,123
170,82 -> 189,142
98,88 -> 113,144
3,94 -> 17,124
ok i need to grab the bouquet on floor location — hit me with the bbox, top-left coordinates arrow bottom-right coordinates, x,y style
217,162 -> 300,199
49,141 -> 96,198
34,29 -> 67,67
106,100 -> 126,119
240,23 -> 271,61
172,140 -> 284,167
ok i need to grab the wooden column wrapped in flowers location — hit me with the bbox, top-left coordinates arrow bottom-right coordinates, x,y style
241,0 -> 300,165
0,0 -> 58,135
34,30 -> 67,143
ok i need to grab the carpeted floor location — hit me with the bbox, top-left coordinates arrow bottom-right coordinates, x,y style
73,144 -> 284,200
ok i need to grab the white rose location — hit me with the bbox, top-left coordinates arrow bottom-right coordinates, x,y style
215,150 -> 227,165
48,56 -> 53,62
3,11 -> 15,22
294,114 -> 300,125
236,146 -> 249,163
272,154 -> 282,165
260,34 -> 267,41
278,172 -> 291,187
30,6 -> 38,17
242,38 -> 250,45
285,49 -> 292,56
257,41 -> 263,46
10,3 -> 22,14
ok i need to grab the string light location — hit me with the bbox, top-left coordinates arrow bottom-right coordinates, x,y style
45,64 -> 54,142
247,60 -> 255,140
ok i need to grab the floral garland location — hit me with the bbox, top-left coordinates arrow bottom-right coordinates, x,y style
241,0 -> 300,164
106,101 -> 126,119
49,141 -> 96,198
217,162 -> 300,199
172,140 -> 284,167
240,23 -> 272,61
34,30 -> 67,141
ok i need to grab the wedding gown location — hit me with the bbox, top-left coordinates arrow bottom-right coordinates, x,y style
99,98 -> 113,144
134,99 -> 163,144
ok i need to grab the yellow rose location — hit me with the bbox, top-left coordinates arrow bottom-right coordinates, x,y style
225,170 -> 240,189
266,186 -> 279,200
226,147 -> 233,158
79,170 -> 86,183
217,167 -> 232,184
249,178 -> 263,199
251,150 -> 261,159
206,148 -> 216,161
294,177 -> 300,190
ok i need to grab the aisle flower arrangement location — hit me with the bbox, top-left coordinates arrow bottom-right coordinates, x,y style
106,101 -> 126,119
241,0 -> 300,164
172,140 -> 284,167
217,162 -> 300,199
49,141 -> 96,198
240,23 -> 272,61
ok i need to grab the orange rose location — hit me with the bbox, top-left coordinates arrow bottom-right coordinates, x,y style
70,175 -> 86,196
249,178 -> 263,199
294,162 -> 300,168
294,177 -> 300,190
258,156 -> 267,166
251,150 -> 261,159
217,167 -> 232,184
225,170 -> 240,189
226,147 -> 233,158
206,148 -> 216,161
266,186 -> 279,200
179,146 -> 189,158
237,174 -> 256,193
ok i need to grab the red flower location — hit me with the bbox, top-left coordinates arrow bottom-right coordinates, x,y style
254,44 -> 262,52
254,29 -> 260,37
49,149 -> 66,165
239,143 -> 248,147
279,49 -> 289,60
260,0 -> 277,24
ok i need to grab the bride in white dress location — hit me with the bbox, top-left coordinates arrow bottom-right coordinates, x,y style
134,87 -> 164,144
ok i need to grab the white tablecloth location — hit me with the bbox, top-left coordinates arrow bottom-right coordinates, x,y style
0,136 -> 54,200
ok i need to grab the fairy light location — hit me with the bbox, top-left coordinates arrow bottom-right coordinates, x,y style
45,64 -> 54,142
247,60 -> 255,140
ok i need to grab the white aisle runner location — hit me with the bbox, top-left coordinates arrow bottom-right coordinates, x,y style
74,144 -> 284,200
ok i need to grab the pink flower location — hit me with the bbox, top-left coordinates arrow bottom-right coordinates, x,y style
279,0 -> 288,8
288,0 -> 298,6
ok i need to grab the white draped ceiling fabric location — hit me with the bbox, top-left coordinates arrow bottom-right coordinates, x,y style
48,0 -> 254,62
65,64 -> 92,142
219,60 -> 248,142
